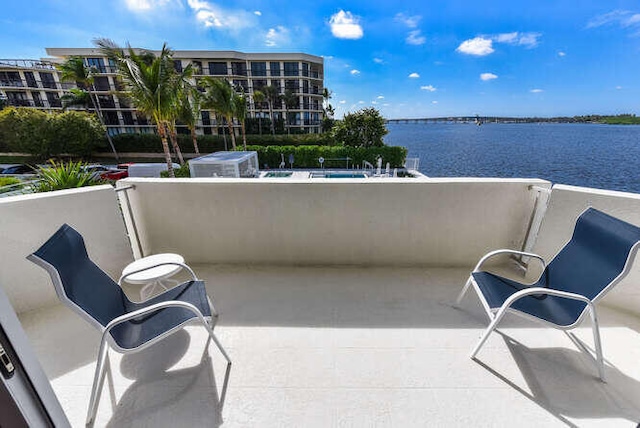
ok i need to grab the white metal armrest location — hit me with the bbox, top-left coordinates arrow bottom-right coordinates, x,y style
499,287 -> 592,311
102,300 -> 208,336
118,262 -> 198,285
473,249 -> 546,273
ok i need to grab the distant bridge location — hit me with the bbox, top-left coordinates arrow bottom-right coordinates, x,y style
385,116 -> 536,124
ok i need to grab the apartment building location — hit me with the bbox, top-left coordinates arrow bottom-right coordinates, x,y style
0,48 -> 325,135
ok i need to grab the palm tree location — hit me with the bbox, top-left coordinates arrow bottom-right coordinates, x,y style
177,87 -> 202,155
233,90 -> 248,150
56,56 -> 119,159
282,89 -> 298,135
95,38 -> 178,176
322,87 -> 334,118
201,77 -> 237,150
262,85 -> 280,136
252,90 -> 265,135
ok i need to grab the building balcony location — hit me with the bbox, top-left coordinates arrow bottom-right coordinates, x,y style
2,180 -> 640,426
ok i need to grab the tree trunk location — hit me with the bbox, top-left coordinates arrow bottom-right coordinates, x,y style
226,115 -> 237,149
268,102 -> 275,135
217,114 -> 228,150
158,123 -> 175,178
286,107 -> 290,135
258,114 -> 262,136
241,121 -> 247,151
88,90 -> 119,160
168,123 -> 185,165
190,127 -> 200,154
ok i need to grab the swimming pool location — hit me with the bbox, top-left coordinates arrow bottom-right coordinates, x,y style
311,172 -> 369,178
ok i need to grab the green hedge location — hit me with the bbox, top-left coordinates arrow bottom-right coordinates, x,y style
110,132 -> 337,153
246,145 -> 407,169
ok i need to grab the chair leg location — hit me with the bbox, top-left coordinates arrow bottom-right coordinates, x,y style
470,309 -> 506,359
455,277 -> 473,307
86,338 -> 109,427
588,306 -> 606,382
208,296 -> 219,318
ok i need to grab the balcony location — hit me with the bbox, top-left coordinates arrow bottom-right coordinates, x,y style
2,180 -> 640,426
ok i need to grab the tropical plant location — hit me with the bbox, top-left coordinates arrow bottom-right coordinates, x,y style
322,87 -> 334,119
177,88 -> 202,154
201,77 -> 237,149
262,85 -> 280,136
252,90 -> 265,135
61,88 -> 91,111
96,38 -> 179,176
56,56 -> 118,159
233,90 -> 248,150
282,89 -> 298,136
332,107 -> 388,148
35,160 -> 100,192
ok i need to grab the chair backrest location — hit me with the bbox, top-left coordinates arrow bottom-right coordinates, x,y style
27,224 -> 126,331
546,208 -> 640,302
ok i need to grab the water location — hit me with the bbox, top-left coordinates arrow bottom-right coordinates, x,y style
385,122 -> 640,193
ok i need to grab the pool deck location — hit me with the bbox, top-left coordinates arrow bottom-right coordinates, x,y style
18,265 -> 640,427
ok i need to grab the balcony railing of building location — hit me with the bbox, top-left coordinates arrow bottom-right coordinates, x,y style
3,99 -> 64,108
0,80 -> 75,90
0,59 -> 57,70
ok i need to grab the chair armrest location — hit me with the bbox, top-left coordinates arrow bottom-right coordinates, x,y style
473,249 -> 546,273
498,287 -> 594,320
102,300 -> 208,335
118,262 -> 198,285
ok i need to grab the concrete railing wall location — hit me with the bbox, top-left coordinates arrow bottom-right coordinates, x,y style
530,184 -> 640,314
0,186 -> 133,313
117,178 -> 550,267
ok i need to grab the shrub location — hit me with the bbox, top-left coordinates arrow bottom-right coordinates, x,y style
35,160 -> 101,192
0,107 -> 104,158
160,162 -> 191,178
331,107 -> 388,148
245,145 -> 407,169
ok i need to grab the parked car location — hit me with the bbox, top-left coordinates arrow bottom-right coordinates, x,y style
82,165 -> 128,181
0,164 -> 37,175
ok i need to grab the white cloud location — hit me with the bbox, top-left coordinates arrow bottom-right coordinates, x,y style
530,88 -> 544,93
377,95 -> 384,99
558,51 -> 566,57
395,13 -> 421,28
408,72 -> 420,78
406,30 -> 426,45
432,101 -> 438,104
480,72 -> 498,81
373,57 -> 384,64
339,100 -> 346,104
254,10 -> 261,16
187,0 -> 257,29
457,32 -> 541,56
420,85 -> 437,92
329,10 -> 363,39
265,26 -> 289,47
358,100 -> 365,104
125,0 -> 172,11
587,10 -> 640,36
616,86 -> 623,90
371,100 -> 378,105
350,69 -> 360,75
456,37 -> 494,56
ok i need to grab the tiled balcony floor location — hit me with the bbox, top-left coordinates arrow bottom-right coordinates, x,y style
18,265 -> 640,427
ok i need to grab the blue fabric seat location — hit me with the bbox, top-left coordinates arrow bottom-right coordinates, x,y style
28,224 -> 231,426
456,208 -> 640,381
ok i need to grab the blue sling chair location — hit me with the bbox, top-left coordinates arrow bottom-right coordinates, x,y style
28,224 -> 231,426
456,208 -> 640,381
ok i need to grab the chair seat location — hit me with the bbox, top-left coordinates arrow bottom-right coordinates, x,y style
110,280 -> 211,350
472,272 -> 587,327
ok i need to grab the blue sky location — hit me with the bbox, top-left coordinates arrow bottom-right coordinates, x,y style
2,0 -> 640,118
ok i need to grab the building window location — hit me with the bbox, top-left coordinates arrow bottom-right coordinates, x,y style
122,111 -> 134,125
173,60 -> 183,73
252,79 -> 267,91
192,61 -> 202,74
250,62 -> 267,77
285,79 -> 298,91
86,58 -> 106,73
103,111 -> 119,125
302,80 -> 309,94
46,92 -> 61,108
40,72 -> 56,89
201,111 -> 211,126
24,72 -> 38,88
231,62 -> 247,76
302,63 -> 309,77
284,62 -> 299,76
208,62 -> 227,75
270,62 -> 280,77
97,94 -> 115,109
233,80 -> 247,92
0,72 -> 22,87
93,76 -> 110,91
32,92 -> 44,107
